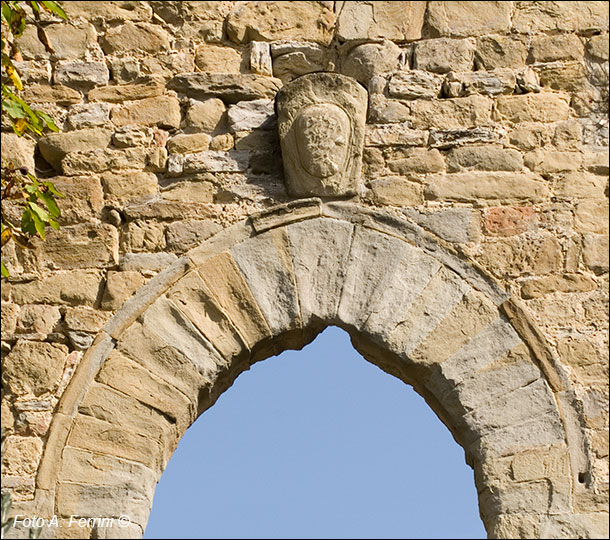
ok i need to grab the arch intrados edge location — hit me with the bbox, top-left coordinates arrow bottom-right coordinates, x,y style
19,198 -> 590,521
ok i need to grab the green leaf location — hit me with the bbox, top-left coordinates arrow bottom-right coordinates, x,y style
1,261 -> 9,278
38,190 -> 60,218
35,110 -> 59,131
21,208 -> 37,236
40,1 -> 67,19
2,98 -> 26,119
29,201 -> 51,223
43,181 -> 64,197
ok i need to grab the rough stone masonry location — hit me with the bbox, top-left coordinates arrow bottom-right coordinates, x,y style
0,2 -> 608,539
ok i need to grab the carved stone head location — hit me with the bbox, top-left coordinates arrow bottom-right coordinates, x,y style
275,73 -> 367,197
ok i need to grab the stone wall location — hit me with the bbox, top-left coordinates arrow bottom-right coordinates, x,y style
1,2 -> 608,538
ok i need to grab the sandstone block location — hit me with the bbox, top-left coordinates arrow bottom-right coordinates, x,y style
227,1 -> 335,45
101,22 -> 170,54
165,220 -> 222,253
336,1 -> 426,42
64,306 -> 111,333
11,59 -> 51,85
21,84 -> 81,105
365,124 -> 428,147
54,61 -> 109,89
9,270 -> 103,306
530,33 -> 585,63
557,336 -> 609,383
414,37 -> 475,73
250,41 -> 273,76
403,208 -> 478,244
121,221 -> 166,253
475,35 -> 529,69
426,1 -> 511,37
167,133 -> 212,154
185,98 -> 226,132
367,177 -> 424,206
1,436 -> 43,476
477,234 -> 563,278
447,145 -> 523,172
112,126 -> 156,148
168,73 -> 283,103
341,41 -> 402,85
538,62 -> 587,93
271,42 -> 330,83
227,99 -> 275,132
62,1 -> 152,22
587,34 -> 610,61
210,133 -> 235,151
574,200 -> 609,234
1,133 -> 36,173
101,271 -> 146,311
38,129 -> 112,171
409,95 -> 492,130
521,274 -> 598,299
552,120 -> 584,151
494,93 -> 570,123
43,21 -> 98,60
62,147 -> 167,175
582,234 -> 609,274
88,78 -> 164,103
119,252 -> 178,274
387,147 -> 445,174
484,207 -> 538,236
513,1 -> 609,34
429,127 -> 504,149
426,172 -> 549,204
1,302 -> 19,338
508,124 -> 551,151
167,150 -> 249,176
554,171 -> 607,199
443,69 -> 516,97
67,102 -> 111,130
195,44 -> 243,73
161,180 -> 214,204
29,224 -> 119,271
2,341 -> 68,396
111,96 -> 181,129
387,70 -> 443,100
15,304 -> 61,336
101,171 -> 159,203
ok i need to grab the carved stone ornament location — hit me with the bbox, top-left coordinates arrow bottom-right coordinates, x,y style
275,72 -> 368,197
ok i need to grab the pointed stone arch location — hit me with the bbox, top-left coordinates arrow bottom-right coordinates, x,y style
17,200 -> 601,539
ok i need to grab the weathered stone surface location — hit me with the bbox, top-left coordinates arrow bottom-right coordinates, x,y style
101,171 -> 159,203
414,37 -> 476,73
521,274 -> 598,299
478,234 -> 563,278
21,84 -> 82,105
227,1 -> 335,45
271,42 -> 330,83
365,124 -> 428,147
54,61 -> 109,89
554,171 -> 607,199
165,220 -> 222,253
167,133 -> 212,154
1,133 -> 36,173
475,35 -> 529,69
409,95 -> 492,130
16,304 -> 61,336
121,221 -> 166,253
538,62 -> 587,93
582,234 -> 609,274
9,270 -> 103,306
558,336 -> 609,383
285,218 -> 353,325
367,177 -> 424,206
447,145 -> 523,172
426,172 -> 549,204
587,34 -> 610,61
2,341 -> 68,396
62,147 -> 167,175
387,147 -> 445,174
112,126 -> 156,148
530,33 -> 585,63
336,1 -> 426,42
342,41 -> 402,85
88,78 -> 164,103
168,73 -> 283,103
1,302 -> 19,337
387,70 -> 443,100
429,127 -> 505,149
101,22 -> 170,54
403,208 -> 478,244
195,44 -> 242,73
1,436 -> 43,476
484,207 -> 538,236
443,69 -> 516,97
66,102 -> 111,130
28,224 -> 119,271
227,99 -> 275,132
38,129 -> 112,171
574,200 -> 609,234
167,150 -> 249,176
119,252 -> 178,274
426,1 -> 511,37
231,230 -> 301,336
100,271 -> 146,311
185,98 -> 226,132
494,93 -> 570,123
62,1 -> 153,22
250,41 -> 273,76
508,124 -> 551,151
111,96 -> 181,129
513,1 -> 609,34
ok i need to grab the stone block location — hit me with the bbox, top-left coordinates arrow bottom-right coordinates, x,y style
21,84 -> 82,105
574,200 -> 609,234
425,172 -> 549,204
475,35 -> 529,69
62,147 -> 167,175
530,33 -> 585,63
62,1 -> 153,22
44,21 -> 98,60
196,252 -> 271,349
494,93 -> 570,123
195,44 -> 243,73
447,145 -> 523,172
101,171 -> 159,204
38,129 -> 112,172
429,127 -> 504,149
119,253 -> 178,274
1,133 -> 36,173
167,73 -> 282,103
1,302 -> 19,338
167,150 -> 249,176
365,124 -> 428,147
2,341 -> 68,396
367,177 -> 423,206
185,98 -> 226,132
54,61 -> 109,89
1,436 -> 43,476
582,234 -> 609,274
403,208 -> 478,244
513,1 -> 609,34
342,41 -> 402,85
484,207 -> 538,236
587,34 -> 609,61
227,1 -> 335,44
250,41 -> 273,76
426,1 -> 511,37
387,70 -> 443,100
285,218 -> 353,325
111,96 -> 181,129
227,99 -> 276,132
387,148 -> 445,174
554,171 -> 607,199
88,77 -> 164,103
414,37 -> 475,73
112,126 -> 156,148
538,62 -> 587,93
9,270 -> 104,306
101,22 -> 170,54
508,124 -> 551,151
336,1 -> 426,42
15,304 -> 61,336
66,103 -> 111,130
165,220 -> 222,253
167,133 -> 212,154
409,95 -> 492,130
443,69 -> 516,97
521,274 -> 598,299
271,42 -> 330,83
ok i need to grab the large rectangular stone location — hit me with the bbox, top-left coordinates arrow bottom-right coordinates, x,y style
9,270 -> 103,305
286,218 -> 354,325
230,229 -> 301,335
365,124 -> 428,147
494,93 -> 570,123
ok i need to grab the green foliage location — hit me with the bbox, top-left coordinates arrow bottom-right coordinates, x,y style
1,0 -> 66,277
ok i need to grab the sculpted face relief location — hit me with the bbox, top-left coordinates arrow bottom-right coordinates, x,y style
276,73 -> 368,197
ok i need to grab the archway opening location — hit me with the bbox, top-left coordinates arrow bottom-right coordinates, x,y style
144,326 -> 486,539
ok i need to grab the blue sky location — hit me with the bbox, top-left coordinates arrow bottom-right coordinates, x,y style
144,326 -> 486,539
